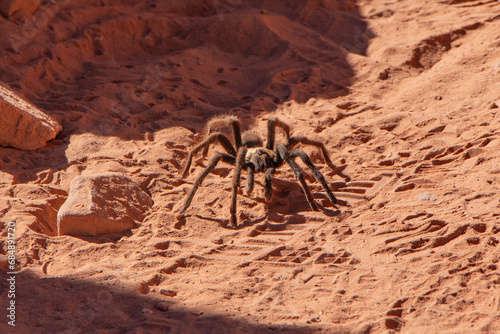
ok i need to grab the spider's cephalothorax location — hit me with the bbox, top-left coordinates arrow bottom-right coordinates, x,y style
178,116 -> 347,226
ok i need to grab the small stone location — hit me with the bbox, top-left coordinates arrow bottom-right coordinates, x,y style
490,102 -> 498,109
141,308 -> 153,315
379,69 -> 390,80
212,238 -> 223,245
154,241 -> 170,250
156,302 -> 169,312
419,193 -> 431,200
308,316 -> 320,323
419,192 -> 437,201
160,289 -> 177,297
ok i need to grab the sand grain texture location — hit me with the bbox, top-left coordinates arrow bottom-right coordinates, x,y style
0,0 -> 499,333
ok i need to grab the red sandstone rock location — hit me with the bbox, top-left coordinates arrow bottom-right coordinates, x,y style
57,173 -> 153,236
0,85 -> 61,150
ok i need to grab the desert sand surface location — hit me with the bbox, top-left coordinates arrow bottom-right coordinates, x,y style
1,0 -> 500,333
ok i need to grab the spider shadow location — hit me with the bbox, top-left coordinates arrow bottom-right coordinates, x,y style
262,177 -> 339,210
193,214 -> 268,230
194,175 -> 340,230
243,178 -> 341,229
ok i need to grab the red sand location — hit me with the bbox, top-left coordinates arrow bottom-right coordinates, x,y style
1,0 -> 499,333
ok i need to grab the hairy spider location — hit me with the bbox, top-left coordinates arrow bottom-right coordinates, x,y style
178,115 -> 348,226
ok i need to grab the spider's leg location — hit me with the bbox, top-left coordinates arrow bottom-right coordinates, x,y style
276,144 -> 318,211
203,115 -> 242,155
245,166 -> 254,194
274,118 -> 291,141
179,153 -> 235,215
266,117 -> 291,150
266,117 -> 276,150
286,136 -> 349,181
264,167 -> 275,201
290,150 -> 338,205
181,132 -> 236,179
230,147 -> 248,226
287,159 -> 319,211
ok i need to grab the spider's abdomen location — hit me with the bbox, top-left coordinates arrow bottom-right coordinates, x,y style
241,131 -> 263,148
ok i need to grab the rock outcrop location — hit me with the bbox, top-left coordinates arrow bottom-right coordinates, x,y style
57,174 -> 153,236
0,85 -> 62,150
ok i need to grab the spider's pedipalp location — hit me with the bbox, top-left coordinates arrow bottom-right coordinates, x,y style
245,148 -> 274,166
249,150 -> 265,173
181,132 -> 236,179
290,149 -> 338,205
264,167 -> 275,201
245,166 -> 254,194
179,153 -> 236,215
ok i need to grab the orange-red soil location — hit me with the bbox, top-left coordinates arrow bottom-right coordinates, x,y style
1,0 -> 499,333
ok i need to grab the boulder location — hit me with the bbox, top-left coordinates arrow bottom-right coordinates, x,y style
57,174 -> 153,236
0,85 -> 62,150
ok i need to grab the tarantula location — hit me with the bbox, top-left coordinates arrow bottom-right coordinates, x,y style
178,116 -> 347,226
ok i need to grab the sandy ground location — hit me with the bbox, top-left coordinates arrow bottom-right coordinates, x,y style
1,0 -> 500,333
